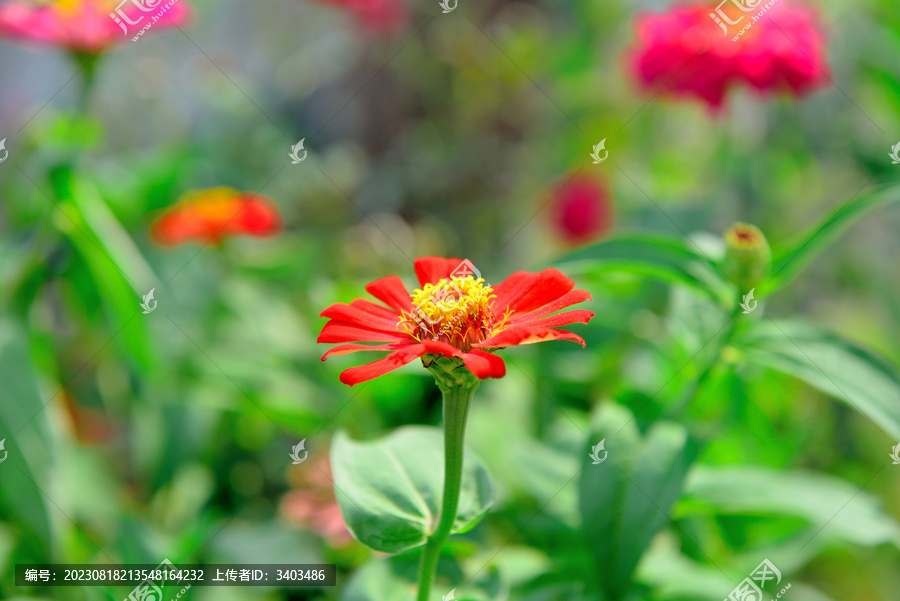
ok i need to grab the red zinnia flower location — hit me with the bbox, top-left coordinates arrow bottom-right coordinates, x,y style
550,174 -> 613,244
318,257 -> 594,386
628,2 -> 829,109
0,0 -> 190,53
150,187 -> 282,247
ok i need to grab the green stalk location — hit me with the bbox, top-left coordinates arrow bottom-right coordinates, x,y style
417,359 -> 479,601
72,51 -> 100,114
668,304 -> 743,419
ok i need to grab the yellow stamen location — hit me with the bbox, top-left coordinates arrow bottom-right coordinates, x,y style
399,276 -> 506,349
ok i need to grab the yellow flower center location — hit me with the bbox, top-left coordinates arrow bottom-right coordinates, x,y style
399,276 -> 504,350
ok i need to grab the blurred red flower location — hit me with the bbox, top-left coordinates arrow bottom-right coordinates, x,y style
628,2 -> 829,108
0,0 -> 190,52
318,257 -> 593,386
150,187 -> 282,247
550,174 -> 613,244
314,0 -> 408,37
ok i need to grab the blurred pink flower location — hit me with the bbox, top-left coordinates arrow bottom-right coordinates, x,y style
280,454 -> 354,546
550,174 -> 613,244
315,0 -> 408,37
628,2 -> 829,108
0,0 -> 190,52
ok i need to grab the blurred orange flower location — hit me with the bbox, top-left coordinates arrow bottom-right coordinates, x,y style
0,0 -> 191,52
150,187 -> 282,247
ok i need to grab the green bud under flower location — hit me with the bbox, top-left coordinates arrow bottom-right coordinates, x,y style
723,222 -> 771,294
422,354 -> 482,394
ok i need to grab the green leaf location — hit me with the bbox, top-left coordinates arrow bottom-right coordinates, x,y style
578,403 -> 698,601
551,232 -> 733,302
766,183 -> 900,293
0,318 -> 53,563
639,544 -> 837,601
340,549 -> 503,601
737,319 -> 900,439
49,167 -> 158,373
682,466 -> 900,548
330,426 -> 494,554
637,545 -> 732,601
341,548 -> 503,601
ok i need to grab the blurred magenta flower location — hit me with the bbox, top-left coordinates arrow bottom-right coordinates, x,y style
150,187 -> 282,247
550,174 -> 613,244
628,2 -> 829,108
318,257 -> 594,386
0,0 -> 190,52
314,0 -> 408,37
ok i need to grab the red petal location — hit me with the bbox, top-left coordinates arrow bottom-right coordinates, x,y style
514,309 -> 595,329
318,320 -> 410,343
491,269 -> 575,316
320,301 -> 401,332
474,326 -> 586,349
365,275 -> 413,313
419,339 -> 464,357
461,349 -> 506,379
339,344 -> 427,386
507,289 -> 592,324
414,257 -> 466,287
234,196 -> 282,236
350,298 -> 401,320
321,342 -> 409,358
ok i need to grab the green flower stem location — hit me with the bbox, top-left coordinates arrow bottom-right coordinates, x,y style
71,51 -> 100,114
668,304 -> 743,419
417,358 -> 479,601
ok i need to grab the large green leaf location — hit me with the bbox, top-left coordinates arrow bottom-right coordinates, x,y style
681,466 -> 900,548
766,184 -> 900,293
578,403 -> 698,601
49,166 -> 158,373
551,232 -> 733,302
340,549 -> 504,601
330,427 -> 494,554
639,544 -> 837,601
0,318 -> 53,563
738,319 -> 900,439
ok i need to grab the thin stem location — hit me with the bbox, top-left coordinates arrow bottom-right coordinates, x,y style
416,383 -> 474,601
668,304 -> 743,419
71,51 -> 100,114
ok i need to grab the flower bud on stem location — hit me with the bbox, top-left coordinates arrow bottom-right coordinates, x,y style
723,222 -> 771,296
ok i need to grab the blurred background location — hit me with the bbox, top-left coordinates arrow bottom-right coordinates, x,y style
1,0 -> 900,599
